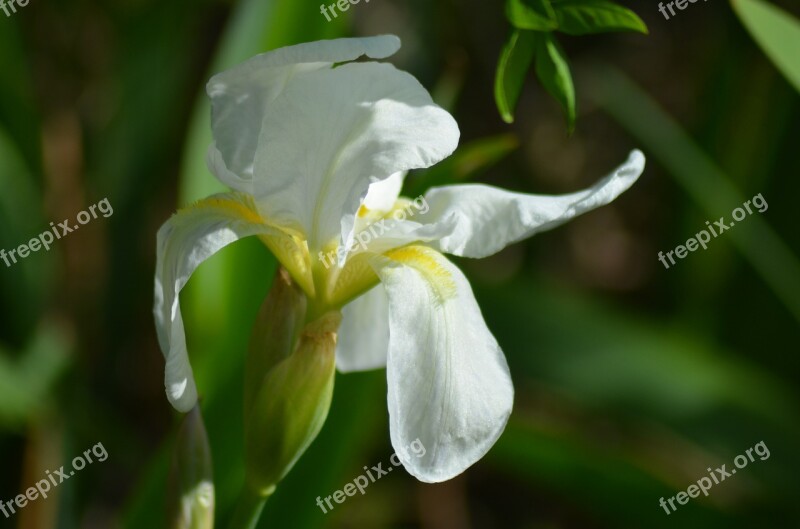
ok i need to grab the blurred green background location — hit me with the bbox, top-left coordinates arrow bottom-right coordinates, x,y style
0,0 -> 798,527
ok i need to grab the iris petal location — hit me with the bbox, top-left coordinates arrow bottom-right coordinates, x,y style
335,283 -> 390,373
206,35 -> 401,192
154,193 -> 301,411
372,246 -> 514,482
251,62 -> 459,250
415,150 -> 645,258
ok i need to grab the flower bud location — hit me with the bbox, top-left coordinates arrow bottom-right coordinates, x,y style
169,405 -> 214,529
244,310 -> 342,495
244,268 -> 307,415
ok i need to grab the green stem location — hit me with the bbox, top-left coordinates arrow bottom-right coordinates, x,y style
226,486 -> 271,529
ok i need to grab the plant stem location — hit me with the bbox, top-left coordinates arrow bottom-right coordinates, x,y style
226,486 -> 272,529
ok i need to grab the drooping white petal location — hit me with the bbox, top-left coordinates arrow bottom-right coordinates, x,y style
335,283 -> 390,373
154,193 -> 281,412
417,150 -> 645,258
251,62 -> 459,249
372,246 -> 514,482
206,36 -> 401,192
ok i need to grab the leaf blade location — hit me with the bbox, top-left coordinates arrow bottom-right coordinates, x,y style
732,0 -> 800,93
551,0 -> 648,35
506,0 -> 558,30
495,30 -> 538,123
534,32 -> 576,132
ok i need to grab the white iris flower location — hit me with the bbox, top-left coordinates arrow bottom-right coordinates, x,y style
154,35 -> 645,483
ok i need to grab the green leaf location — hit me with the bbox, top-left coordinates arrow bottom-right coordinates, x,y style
732,0 -> 800,93
551,0 -> 648,35
495,30 -> 537,123
588,66 -> 800,323
506,0 -> 558,30
534,33 -> 576,132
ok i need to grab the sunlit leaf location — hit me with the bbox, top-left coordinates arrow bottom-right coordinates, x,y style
732,0 -> 800,92
506,0 -> 558,30
534,32 -> 576,132
551,0 -> 648,35
495,30 -> 537,123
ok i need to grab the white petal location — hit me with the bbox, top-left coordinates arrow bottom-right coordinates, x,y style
418,150 -> 645,258
252,62 -> 459,249
335,283 -> 390,373
372,246 -> 514,482
206,36 -> 401,192
363,172 -> 405,212
339,172 -> 406,267
154,193 -> 278,412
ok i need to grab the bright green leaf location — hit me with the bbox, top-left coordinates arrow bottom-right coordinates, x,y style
506,0 -> 558,30
732,0 -> 800,93
534,33 -> 576,132
495,30 -> 537,123
551,0 -> 648,35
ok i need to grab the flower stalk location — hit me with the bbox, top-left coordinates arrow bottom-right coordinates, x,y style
225,268 -> 341,528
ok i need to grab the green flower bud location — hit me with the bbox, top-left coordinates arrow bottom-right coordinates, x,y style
169,406 -> 214,529
244,310 -> 342,495
244,268 -> 307,416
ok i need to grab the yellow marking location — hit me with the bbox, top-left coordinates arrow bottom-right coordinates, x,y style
384,246 -> 457,302
181,193 -> 315,297
357,204 -> 370,218
186,194 -> 266,225
383,198 -> 413,219
328,253 -> 380,307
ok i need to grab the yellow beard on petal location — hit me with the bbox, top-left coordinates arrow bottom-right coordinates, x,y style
189,193 -> 315,297
316,200 -> 447,310
383,245 -> 457,303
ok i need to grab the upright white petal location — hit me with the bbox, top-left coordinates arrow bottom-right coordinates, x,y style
154,193 -> 280,412
339,172 -> 406,266
251,61 -> 459,249
417,150 -> 645,258
362,172 -> 406,213
335,283 -> 390,373
206,36 -> 401,192
372,246 -> 514,482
